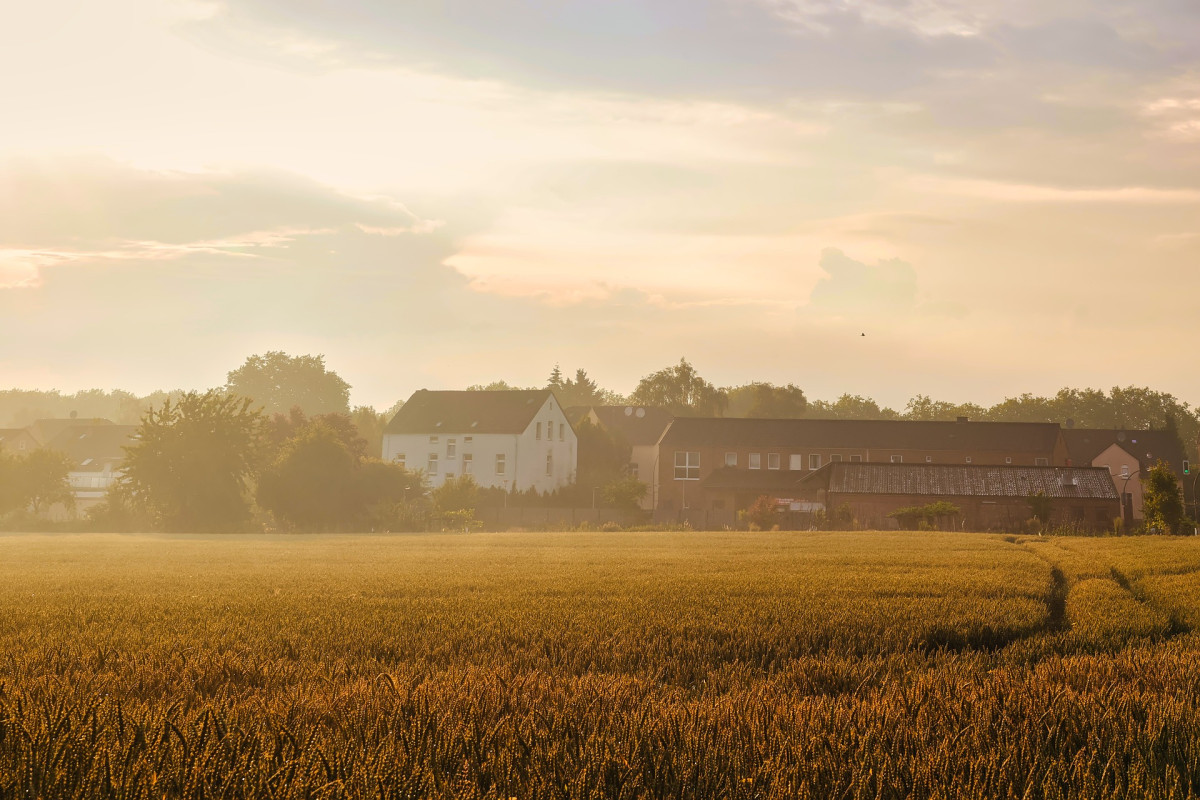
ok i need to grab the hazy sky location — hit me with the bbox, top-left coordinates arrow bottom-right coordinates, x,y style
3,0 -> 1199,410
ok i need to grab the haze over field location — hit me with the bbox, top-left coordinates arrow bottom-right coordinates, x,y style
2,1 -> 1198,409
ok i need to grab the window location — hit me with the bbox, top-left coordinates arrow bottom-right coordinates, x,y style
850,455 -> 863,462
925,456 -> 933,463
427,454 -> 439,475
429,435 -> 439,444
725,452 -> 738,467
394,454 -> 406,469
546,451 -> 553,476
790,454 -> 803,470
890,455 -> 903,463
809,454 -> 822,470
1005,457 -> 1012,464
629,462 -> 639,480
749,453 -> 761,470
1120,464 -> 1129,478
495,454 -> 506,476
559,423 -> 565,441
464,436 -> 473,444
536,422 -> 542,440
447,438 -> 456,459
674,451 -> 700,480
768,453 -> 780,470
965,456 -> 972,464
1035,457 -> 1049,466
831,454 -> 843,462
463,454 -> 473,475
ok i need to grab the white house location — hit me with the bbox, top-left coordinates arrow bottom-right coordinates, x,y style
383,389 -> 577,492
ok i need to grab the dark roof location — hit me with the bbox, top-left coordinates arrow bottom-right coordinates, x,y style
800,462 -> 1118,500
44,425 -> 138,471
659,417 -> 1062,453
587,406 -> 673,446
27,417 -> 115,446
699,466 -> 804,492
1063,429 -> 1186,471
385,390 -> 554,435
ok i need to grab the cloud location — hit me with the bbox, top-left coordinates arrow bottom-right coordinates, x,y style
806,248 -> 918,314
804,247 -> 967,319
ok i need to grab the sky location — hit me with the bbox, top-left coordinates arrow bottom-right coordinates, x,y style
2,0 -> 1199,411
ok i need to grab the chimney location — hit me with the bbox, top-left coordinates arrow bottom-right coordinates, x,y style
956,416 -> 968,423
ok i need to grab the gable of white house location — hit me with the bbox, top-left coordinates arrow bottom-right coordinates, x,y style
383,394 -> 577,492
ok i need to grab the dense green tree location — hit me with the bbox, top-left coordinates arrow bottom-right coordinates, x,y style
264,407 -> 366,462
630,359 -> 727,417
575,418 -> 633,490
258,420 -> 361,531
351,406 -> 389,459
904,395 -> 988,422
1142,460 -> 1191,534
0,452 -> 23,515
726,383 -> 808,418
119,391 -> 265,532
226,352 -> 351,417
807,394 -> 900,420
600,475 -> 648,512
16,449 -> 74,515
467,380 -> 531,391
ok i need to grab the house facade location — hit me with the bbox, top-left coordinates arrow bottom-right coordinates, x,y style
45,423 -> 138,510
383,390 -> 577,492
653,417 -> 1069,520
1064,429 -> 1189,525
798,462 -> 1121,532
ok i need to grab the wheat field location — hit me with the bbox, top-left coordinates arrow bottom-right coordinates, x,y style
1,530 -> 1198,799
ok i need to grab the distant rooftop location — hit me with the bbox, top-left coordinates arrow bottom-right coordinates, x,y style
385,389 -> 554,435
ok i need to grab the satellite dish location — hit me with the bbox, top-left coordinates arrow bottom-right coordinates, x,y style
636,408 -> 646,418
624,407 -> 633,416
1065,418 -> 1075,429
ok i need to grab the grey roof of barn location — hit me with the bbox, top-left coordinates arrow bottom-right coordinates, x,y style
799,462 -> 1118,500
586,406 -> 673,446
658,417 -> 1063,453
1063,429 -> 1186,471
385,389 -> 555,435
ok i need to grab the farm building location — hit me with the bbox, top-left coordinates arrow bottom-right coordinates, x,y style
797,462 -> 1121,532
383,389 -> 577,492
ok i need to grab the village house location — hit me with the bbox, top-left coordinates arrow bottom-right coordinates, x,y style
1063,428 -> 1189,525
383,389 -> 577,493
653,417 -> 1069,522
0,428 -> 39,455
44,423 -> 138,511
796,462 -> 1121,532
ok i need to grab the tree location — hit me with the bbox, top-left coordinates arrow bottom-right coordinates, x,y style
903,395 -> 987,422
1027,491 -> 1053,528
257,419 -> 360,531
630,359 -> 727,417
807,394 -> 899,420
351,406 -> 388,459
1142,460 -> 1190,534
600,475 -> 648,512
432,475 -> 482,531
119,391 -> 264,532
226,352 -> 351,417
15,449 -> 74,515
0,452 -> 23,515
726,383 -> 808,418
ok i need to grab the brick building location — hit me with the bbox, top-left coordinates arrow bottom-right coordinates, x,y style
653,417 -> 1068,521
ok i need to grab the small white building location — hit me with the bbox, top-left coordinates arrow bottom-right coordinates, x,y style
383,389 -> 577,492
